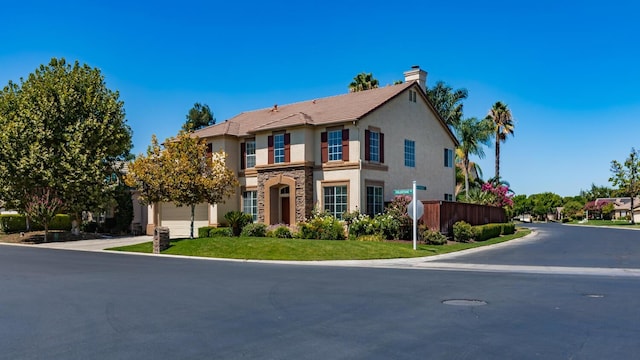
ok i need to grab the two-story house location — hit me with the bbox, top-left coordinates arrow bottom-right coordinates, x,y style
147,66 -> 458,237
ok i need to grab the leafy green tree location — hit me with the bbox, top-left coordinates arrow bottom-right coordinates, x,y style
0,58 -> 132,222
601,202 -> 615,220
127,133 -> 239,238
562,201 -> 584,220
486,101 -> 514,182
512,194 -> 531,217
610,148 -> 640,224
348,72 -> 379,92
182,102 -> 215,132
426,81 -> 468,129
124,135 -> 169,228
456,117 -> 493,199
579,183 -> 614,201
529,192 -> 562,221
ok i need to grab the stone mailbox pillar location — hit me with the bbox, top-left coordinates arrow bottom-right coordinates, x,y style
153,227 -> 170,254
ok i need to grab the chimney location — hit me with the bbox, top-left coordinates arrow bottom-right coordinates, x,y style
403,65 -> 427,92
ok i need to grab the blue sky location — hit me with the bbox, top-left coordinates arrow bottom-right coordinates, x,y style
2,0 -> 639,197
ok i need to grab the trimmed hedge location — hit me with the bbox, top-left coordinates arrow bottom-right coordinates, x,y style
0,214 -> 72,233
198,226 -> 234,238
210,227 -> 233,237
198,226 -> 217,238
472,222 -> 515,241
501,223 -> 516,235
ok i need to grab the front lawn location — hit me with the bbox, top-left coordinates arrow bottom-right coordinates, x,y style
569,220 -> 640,228
109,228 -> 531,261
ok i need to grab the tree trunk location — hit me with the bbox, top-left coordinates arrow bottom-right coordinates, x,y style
464,157 -> 470,200
631,196 -> 635,225
190,204 -> 195,239
495,137 -> 500,182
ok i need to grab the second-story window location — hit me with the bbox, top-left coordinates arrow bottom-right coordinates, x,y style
405,139 -> 415,167
245,139 -> 256,168
369,131 -> 380,162
328,129 -> 343,161
444,148 -> 454,168
274,133 -> 285,163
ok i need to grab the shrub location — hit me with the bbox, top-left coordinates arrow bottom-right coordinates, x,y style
240,223 -> 267,237
347,211 -> 379,239
453,221 -> 474,242
224,211 -> 253,236
198,226 -> 217,238
82,221 -> 98,233
49,214 -> 72,231
376,213 -> 404,240
384,196 -> 413,240
423,229 -> 447,245
501,222 -> 516,235
0,214 -> 26,233
472,223 -> 502,241
272,225 -> 293,239
210,227 -> 233,237
295,211 -> 345,240
355,234 -> 385,242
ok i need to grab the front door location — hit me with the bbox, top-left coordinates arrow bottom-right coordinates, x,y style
281,196 -> 290,225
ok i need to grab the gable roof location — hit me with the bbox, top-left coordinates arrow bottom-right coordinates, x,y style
192,81 -> 458,145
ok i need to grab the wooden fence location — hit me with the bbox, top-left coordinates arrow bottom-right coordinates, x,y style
421,201 -> 506,235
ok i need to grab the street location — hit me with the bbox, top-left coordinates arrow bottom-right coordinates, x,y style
1,223 -> 639,359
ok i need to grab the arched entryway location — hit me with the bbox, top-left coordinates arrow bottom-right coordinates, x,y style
264,175 -> 296,225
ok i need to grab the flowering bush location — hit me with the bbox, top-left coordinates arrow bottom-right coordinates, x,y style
295,210 -> 345,240
481,183 -> 514,207
346,211 -> 379,239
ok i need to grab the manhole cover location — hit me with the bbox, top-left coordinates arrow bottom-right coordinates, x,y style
442,299 -> 487,306
584,294 -> 604,298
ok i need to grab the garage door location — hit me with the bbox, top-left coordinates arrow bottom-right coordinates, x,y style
161,202 -> 209,238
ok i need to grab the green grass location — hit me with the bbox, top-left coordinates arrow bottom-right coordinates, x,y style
110,228 -> 531,261
569,219 -> 640,228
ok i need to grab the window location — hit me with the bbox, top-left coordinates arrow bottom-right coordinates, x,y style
365,129 -> 383,163
444,148 -> 454,168
409,90 -> 417,102
369,131 -> 380,162
245,140 -> 256,168
404,139 -> 415,167
328,129 -> 343,161
242,191 -> 257,221
444,193 -> 454,202
274,134 -> 285,163
324,185 -> 348,219
366,186 -> 384,216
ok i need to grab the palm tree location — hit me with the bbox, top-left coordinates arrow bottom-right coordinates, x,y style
348,72 -> 379,92
486,101 -> 514,182
456,117 -> 492,200
426,81 -> 468,130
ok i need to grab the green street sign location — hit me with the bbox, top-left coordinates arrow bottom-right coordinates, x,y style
416,185 -> 427,191
394,189 -> 413,195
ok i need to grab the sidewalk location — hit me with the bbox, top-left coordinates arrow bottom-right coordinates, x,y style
30,235 -> 152,251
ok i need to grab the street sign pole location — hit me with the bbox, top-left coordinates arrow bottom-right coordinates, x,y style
412,180 -> 417,250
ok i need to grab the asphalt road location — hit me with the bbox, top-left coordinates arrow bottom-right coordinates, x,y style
1,224 -> 639,359
441,222 -> 640,268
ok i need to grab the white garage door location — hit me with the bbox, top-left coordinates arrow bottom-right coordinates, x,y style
161,202 -> 209,238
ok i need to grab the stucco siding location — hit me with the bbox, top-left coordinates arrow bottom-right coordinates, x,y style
358,85 -> 456,203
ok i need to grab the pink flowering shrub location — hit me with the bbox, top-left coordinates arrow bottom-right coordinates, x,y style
481,183 -> 514,207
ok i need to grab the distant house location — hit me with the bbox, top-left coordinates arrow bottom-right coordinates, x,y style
595,197 -> 640,222
147,66 -> 459,238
